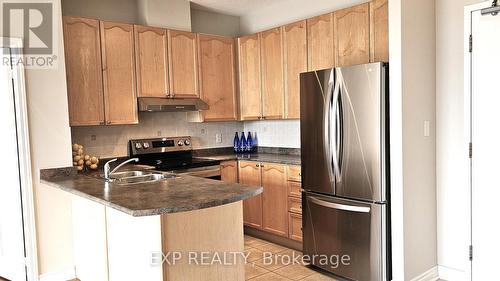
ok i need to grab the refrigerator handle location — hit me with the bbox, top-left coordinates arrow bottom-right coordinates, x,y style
323,72 -> 335,187
330,70 -> 342,183
308,196 -> 371,213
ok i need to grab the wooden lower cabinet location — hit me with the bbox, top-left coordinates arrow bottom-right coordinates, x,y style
220,160 -> 238,183
238,161 -> 301,242
261,163 -> 288,237
288,212 -> 303,242
239,161 -> 263,228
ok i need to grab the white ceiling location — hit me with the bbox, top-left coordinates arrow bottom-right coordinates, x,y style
189,0 -> 289,16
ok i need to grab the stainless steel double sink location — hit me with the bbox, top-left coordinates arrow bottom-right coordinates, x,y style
105,170 -> 176,185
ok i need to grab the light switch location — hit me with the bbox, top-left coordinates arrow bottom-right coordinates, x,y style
215,133 -> 222,144
424,121 -> 430,137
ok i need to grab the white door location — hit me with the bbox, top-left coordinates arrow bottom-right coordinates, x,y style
470,8 -> 500,280
0,48 -> 27,280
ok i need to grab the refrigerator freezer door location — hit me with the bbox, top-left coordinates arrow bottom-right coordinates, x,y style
335,63 -> 387,202
303,192 -> 385,281
300,69 -> 336,195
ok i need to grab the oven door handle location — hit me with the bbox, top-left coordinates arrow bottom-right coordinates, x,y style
175,166 -> 221,178
307,196 -> 371,213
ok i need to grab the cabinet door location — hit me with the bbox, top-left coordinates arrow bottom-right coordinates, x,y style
283,20 -> 307,119
168,30 -> 199,98
220,160 -> 238,183
134,25 -> 169,98
239,161 -> 262,229
261,163 -> 288,237
288,212 -> 303,242
237,34 -> 262,120
370,0 -> 389,62
198,34 -> 238,121
63,17 -> 105,126
334,3 -> 370,67
307,13 -> 335,71
100,21 -> 138,125
260,27 -> 284,119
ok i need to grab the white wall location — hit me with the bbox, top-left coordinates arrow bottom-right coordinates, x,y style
137,0 -> 191,30
436,0 -> 483,278
191,8 -> 240,37
61,0 -> 138,23
401,0 -> 437,279
0,0 -> 76,276
239,0 -> 366,34
71,114 -> 243,158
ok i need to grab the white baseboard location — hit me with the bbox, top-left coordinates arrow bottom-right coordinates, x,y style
438,265 -> 466,281
39,267 -> 76,281
409,266 -> 439,281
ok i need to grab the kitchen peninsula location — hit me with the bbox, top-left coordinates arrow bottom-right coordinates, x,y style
41,166 -> 262,281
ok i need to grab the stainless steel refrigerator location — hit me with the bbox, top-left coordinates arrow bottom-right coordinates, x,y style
300,62 -> 390,281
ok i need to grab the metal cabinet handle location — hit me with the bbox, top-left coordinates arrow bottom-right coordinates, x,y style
308,196 -> 370,213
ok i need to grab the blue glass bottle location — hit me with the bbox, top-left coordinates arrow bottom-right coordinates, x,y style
246,132 -> 253,153
239,132 -> 247,153
233,132 -> 240,153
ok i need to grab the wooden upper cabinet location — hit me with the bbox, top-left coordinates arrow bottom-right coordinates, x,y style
260,27 -> 284,119
239,161 -> 262,229
334,3 -> 370,67
167,30 -> 199,98
134,25 -> 169,98
100,21 -> 138,125
370,0 -> 389,62
63,17 -> 105,126
237,34 -> 262,120
261,163 -> 288,237
307,13 -> 335,71
220,160 -> 238,183
283,20 -> 307,119
197,34 -> 238,121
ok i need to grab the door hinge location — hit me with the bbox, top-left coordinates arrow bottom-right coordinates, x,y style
469,35 -> 473,53
469,142 -> 473,158
469,245 -> 473,261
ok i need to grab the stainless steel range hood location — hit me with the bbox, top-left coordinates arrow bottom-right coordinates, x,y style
138,97 -> 209,112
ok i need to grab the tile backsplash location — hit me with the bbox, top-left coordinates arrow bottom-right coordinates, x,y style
244,120 -> 300,149
71,112 -> 243,158
71,113 -> 301,158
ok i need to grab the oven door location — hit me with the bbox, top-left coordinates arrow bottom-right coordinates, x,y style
173,165 -> 221,180
303,192 -> 386,281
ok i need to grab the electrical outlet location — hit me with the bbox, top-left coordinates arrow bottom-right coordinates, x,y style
91,135 -> 96,141
157,131 -> 162,136
201,128 -> 206,135
215,133 -> 222,144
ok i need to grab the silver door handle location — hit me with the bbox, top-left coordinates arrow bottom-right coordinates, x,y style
308,196 -> 371,213
330,72 -> 342,182
323,73 -> 335,186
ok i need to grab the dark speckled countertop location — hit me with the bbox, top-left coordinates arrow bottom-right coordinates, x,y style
40,166 -> 263,217
196,154 -> 301,166
193,147 -> 301,166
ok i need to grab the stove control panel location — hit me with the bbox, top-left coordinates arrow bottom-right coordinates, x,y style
130,136 -> 192,155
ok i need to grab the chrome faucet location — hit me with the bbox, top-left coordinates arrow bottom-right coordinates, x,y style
104,158 -> 139,181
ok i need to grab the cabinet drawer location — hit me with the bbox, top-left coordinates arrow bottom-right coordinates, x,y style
288,196 -> 302,214
288,181 -> 301,198
288,213 -> 303,242
287,165 -> 302,182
